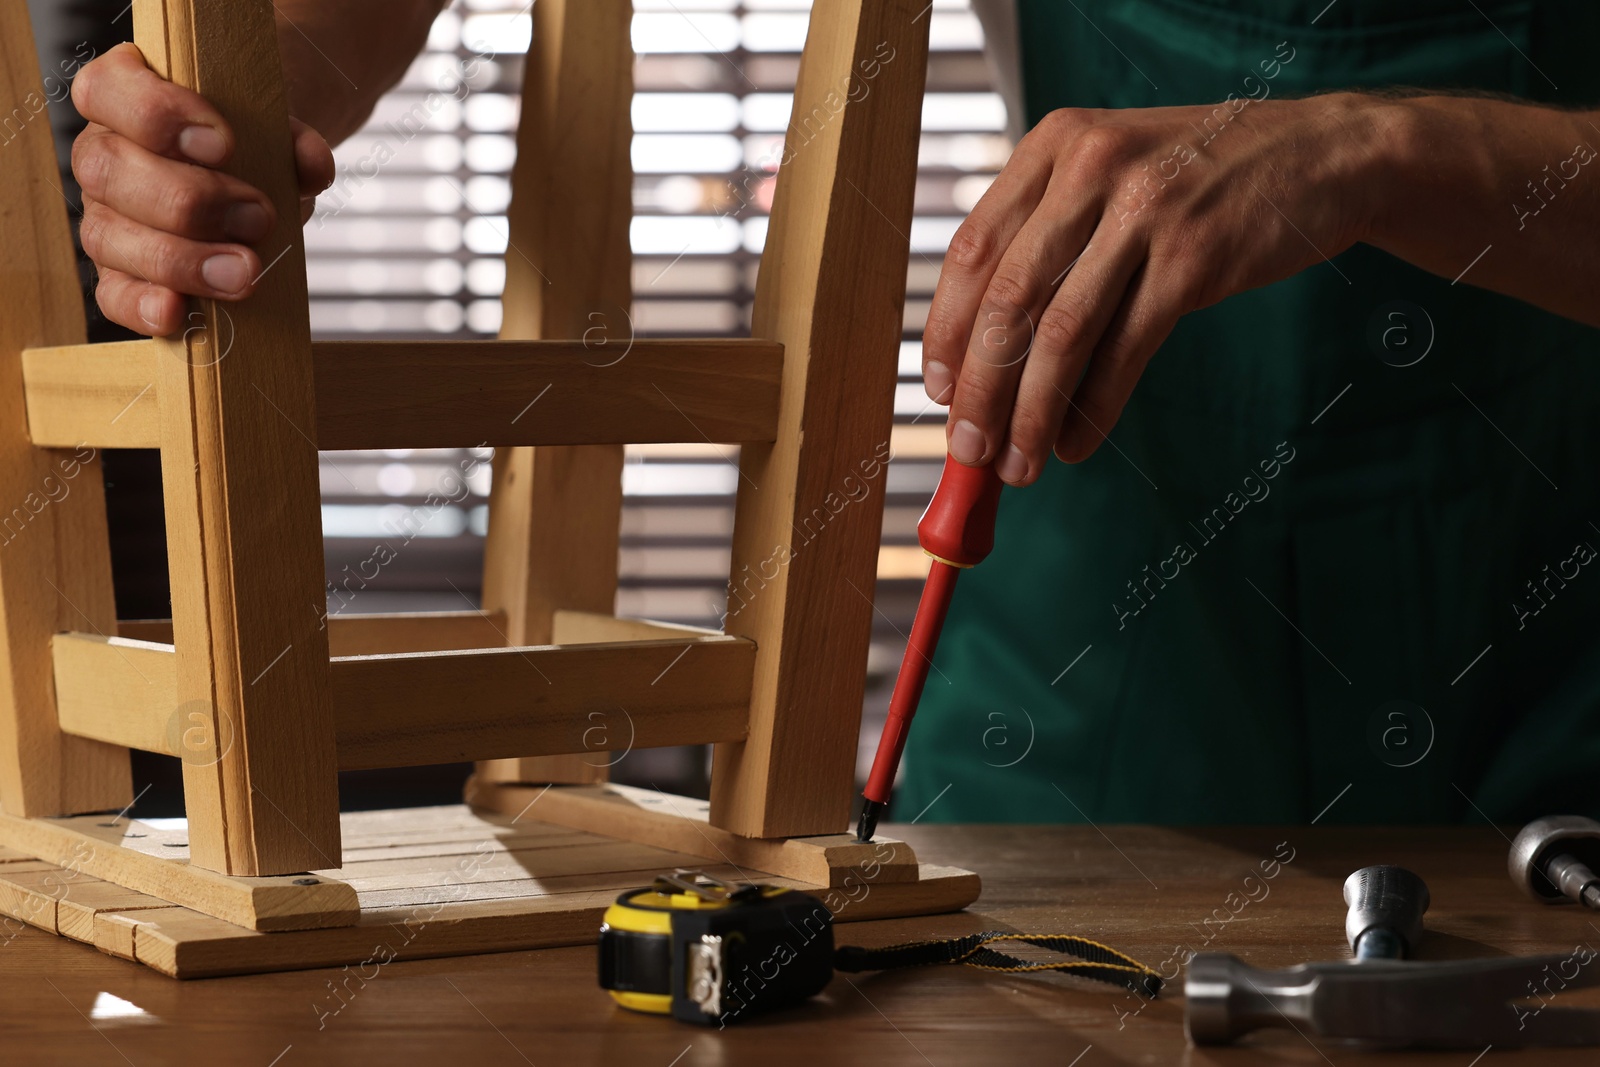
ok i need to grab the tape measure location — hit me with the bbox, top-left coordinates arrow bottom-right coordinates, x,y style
598,870 -> 1164,1026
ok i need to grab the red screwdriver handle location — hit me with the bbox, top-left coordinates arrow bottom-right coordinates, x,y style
917,455 -> 1004,567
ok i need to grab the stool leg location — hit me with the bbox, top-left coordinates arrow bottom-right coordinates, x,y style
711,0 -> 931,838
477,0 -> 633,788
0,0 -> 131,818
136,0 -> 340,875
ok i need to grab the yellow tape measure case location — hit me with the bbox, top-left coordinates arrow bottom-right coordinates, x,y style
598,873 -> 835,1025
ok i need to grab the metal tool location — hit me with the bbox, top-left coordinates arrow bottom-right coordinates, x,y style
1510,815 -> 1600,908
1186,864 -> 1600,1048
1344,864 -> 1429,960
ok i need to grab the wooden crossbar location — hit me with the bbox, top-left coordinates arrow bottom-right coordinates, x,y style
21,338 -> 784,449
116,610 -> 716,656
52,632 -> 752,769
118,610 -> 512,657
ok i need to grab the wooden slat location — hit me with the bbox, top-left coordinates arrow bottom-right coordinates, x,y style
478,0 -> 638,790
0,810 -> 357,932
333,636 -> 752,768
469,780 -> 920,889
135,0 -> 342,876
549,609 -> 722,644
20,340 -> 157,448
126,864 -> 978,978
51,634 -> 175,756
52,632 -> 755,768
118,610 -> 510,656
0,0 -> 131,818
0,802 -> 978,978
320,609 -> 510,656
315,339 -> 780,449
22,339 -> 783,449
712,0 -> 931,837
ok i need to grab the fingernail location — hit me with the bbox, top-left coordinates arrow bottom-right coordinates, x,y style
949,419 -> 986,465
223,202 -> 270,242
138,291 -> 164,332
178,125 -> 227,165
996,444 -> 1029,484
924,360 -> 954,403
201,253 -> 251,294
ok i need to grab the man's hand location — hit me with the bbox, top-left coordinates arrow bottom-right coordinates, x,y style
71,43 -> 335,336
924,92 -> 1392,483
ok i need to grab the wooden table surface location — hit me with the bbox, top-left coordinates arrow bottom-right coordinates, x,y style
3,823 -> 1597,1066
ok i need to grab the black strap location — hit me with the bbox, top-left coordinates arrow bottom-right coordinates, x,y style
834,932 -> 1163,998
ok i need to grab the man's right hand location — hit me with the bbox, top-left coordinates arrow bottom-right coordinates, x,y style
70,43 -> 335,337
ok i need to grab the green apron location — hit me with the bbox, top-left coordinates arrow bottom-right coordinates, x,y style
900,0 -> 1600,824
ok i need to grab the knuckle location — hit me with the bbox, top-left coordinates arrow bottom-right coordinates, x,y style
160,180 -> 214,234
921,307 -> 970,361
70,131 -> 108,195
144,238 -> 190,289
1065,126 -> 1131,183
125,93 -> 173,142
944,221 -> 995,272
1035,303 -> 1088,353
78,203 -> 113,261
1030,108 -> 1089,147
92,273 -> 126,320
980,270 -> 1034,323
953,372 -> 1006,418
1007,406 -> 1052,449
70,61 -> 98,111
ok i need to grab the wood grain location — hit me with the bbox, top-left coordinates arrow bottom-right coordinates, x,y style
0,803 -> 976,978
51,631 -> 756,768
21,338 -> 783,449
468,779 -> 921,888
4,824 -> 1598,1067
20,340 -> 158,449
329,637 -> 754,769
549,609 -> 725,644
0,0 -> 131,817
134,0 -> 342,875
712,0 -> 930,837
0,808 -> 357,932
51,633 -> 175,756
478,0 -> 637,790
117,610 -> 512,657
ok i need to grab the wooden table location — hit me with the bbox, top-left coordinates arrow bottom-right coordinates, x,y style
3,824 -> 1596,1065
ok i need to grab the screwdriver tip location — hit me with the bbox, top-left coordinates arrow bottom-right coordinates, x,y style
856,799 -> 883,843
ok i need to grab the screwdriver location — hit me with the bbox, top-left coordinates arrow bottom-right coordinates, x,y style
856,454 -> 1003,843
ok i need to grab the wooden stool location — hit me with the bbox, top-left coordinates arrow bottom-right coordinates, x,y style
0,0 -> 977,976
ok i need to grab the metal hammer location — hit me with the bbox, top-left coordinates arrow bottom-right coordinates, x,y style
1186,865 -> 1600,1048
